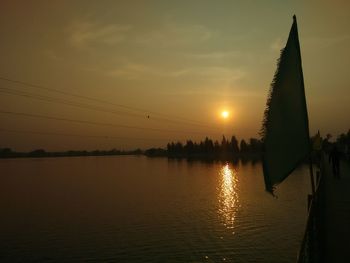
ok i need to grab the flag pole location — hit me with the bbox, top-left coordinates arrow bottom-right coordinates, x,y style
309,154 -> 316,195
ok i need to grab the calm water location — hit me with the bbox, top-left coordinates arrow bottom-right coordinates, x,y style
0,156 -> 310,263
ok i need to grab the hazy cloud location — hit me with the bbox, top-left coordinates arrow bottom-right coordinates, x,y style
171,66 -> 245,81
107,62 -> 245,83
189,51 -> 242,60
304,34 -> 350,50
164,87 -> 263,98
135,23 -> 213,47
68,21 -> 132,49
270,37 -> 284,51
108,63 -> 160,79
42,50 -> 64,61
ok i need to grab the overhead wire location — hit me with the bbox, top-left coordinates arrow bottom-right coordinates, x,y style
0,110 -> 222,137
0,86 -> 220,131
0,76 -> 213,127
0,128 -> 171,141
0,76 -> 231,144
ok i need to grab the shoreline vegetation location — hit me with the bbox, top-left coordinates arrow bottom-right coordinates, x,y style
1,131 -> 349,161
0,136 -> 262,161
145,136 -> 262,162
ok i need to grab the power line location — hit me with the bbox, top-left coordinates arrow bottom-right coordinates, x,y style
0,76 -> 211,126
0,87 -> 151,119
0,110 -> 222,136
0,87 -> 219,130
0,128 -> 171,141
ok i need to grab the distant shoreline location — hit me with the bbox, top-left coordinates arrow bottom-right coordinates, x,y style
144,149 -> 262,162
0,148 -> 262,162
0,149 -> 325,166
0,149 -> 142,159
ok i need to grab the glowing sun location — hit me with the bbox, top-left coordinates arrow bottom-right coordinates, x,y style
221,111 -> 229,119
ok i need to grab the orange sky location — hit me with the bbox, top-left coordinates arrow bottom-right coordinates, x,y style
0,1 -> 349,151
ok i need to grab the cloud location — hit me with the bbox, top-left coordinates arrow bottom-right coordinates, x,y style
270,37 -> 284,51
170,66 -> 245,81
189,51 -> 241,60
164,87 -> 263,98
107,62 -> 245,84
304,34 -> 350,50
107,63 -> 160,79
42,50 -> 63,61
186,50 -> 255,64
135,23 -> 213,47
66,19 -> 212,53
68,21 -> 132,49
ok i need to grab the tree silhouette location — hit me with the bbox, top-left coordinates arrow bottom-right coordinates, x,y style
204,137 -> 214,153
249,138 -> 263,152
221,135 -> 229,153
240,139 -> 249,153
230,136 -> 240,154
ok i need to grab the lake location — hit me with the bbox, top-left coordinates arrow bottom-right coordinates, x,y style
0,156 -> 310,262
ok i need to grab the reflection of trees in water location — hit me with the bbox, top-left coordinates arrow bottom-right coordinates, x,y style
218,163 -> 239,230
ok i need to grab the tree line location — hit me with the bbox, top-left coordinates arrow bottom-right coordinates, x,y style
2,130 -> 349,159
0,148 -> 142,158
166,135 -> 263,155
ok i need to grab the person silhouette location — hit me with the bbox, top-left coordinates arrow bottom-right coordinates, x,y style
329,145 -> 341,178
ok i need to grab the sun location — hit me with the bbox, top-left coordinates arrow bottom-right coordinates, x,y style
221,111 -> 229,119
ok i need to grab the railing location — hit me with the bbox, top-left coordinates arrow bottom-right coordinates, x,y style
296,155 -> 325,263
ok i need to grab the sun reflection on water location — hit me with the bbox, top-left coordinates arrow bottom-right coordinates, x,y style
218,163 -> 239,230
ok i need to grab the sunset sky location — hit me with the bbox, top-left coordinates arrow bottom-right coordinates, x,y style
0,1 -> 349,151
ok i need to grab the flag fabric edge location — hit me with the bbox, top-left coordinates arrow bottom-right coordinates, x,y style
261,15 -> 312,194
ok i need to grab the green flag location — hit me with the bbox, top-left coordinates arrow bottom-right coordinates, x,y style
261,15 -> 310,193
